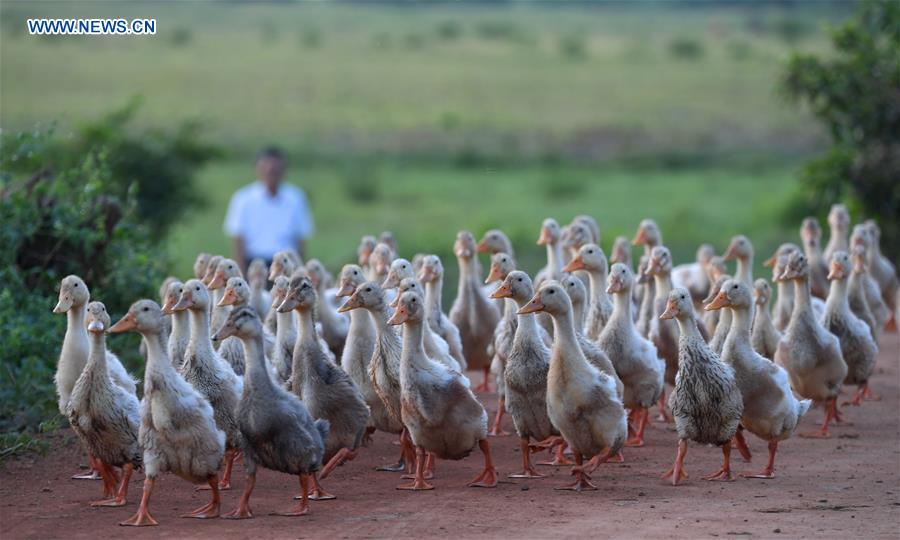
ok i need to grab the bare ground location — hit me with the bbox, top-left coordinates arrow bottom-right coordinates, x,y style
2,332 -> 898,540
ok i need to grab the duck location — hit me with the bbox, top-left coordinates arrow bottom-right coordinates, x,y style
161,280 -> 190,370
449,231 -> 500,391
573,214 -> 600,244
110,300 -> 225,526
66,301 -> 141,506
751,279 -> 781,361
490,271 -> 555,477
246,258 -> 272,319
476,229 -> 515,258
53,275 -> 137,481
277,276 -> 370,498
520,281 -> 627,490
218,277 -> 276,360
724,234 -> 754,287
705,280 -> 812,478
773,251 -> 847,438
335,265 -> 378,399
800,217 -> 830,299
561,220 -> 593,263
388,291 -> 497,490
306,259 -> 349,357
171,279 -> 243,489
394,277 -> 463,374
211,306 -> 329,519
484,252 -> 518,435
419,254 -> 467,372
598,263 -> 664,447
863,220 -> 899,318
635,256 -> 655,338
821,251 -> 878,406
706,275 -> 733,355
701,257 -> 729,337
823,203 -> 850,264
632,219 -> 663,328
764,243 -> 802,332
847,245 -> 880,342
382,258 -> 415,291
850,225 -> 890,331
368,242 -> 394,285
642,246 -> 681,421
658,288 -> 742,484
535,218 -> 565,287
564,243 -> 613,341
269,276 -> 298,384
357,235 -> 378,279
610,236 -> 633,268
671,244 -> 715,302
193,252 -> 212,280
206,257 -> 242,345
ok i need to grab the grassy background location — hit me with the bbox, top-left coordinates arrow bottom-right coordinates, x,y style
0,1 -> 849,287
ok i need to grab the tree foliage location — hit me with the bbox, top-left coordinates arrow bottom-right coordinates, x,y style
781,0 -> 900,263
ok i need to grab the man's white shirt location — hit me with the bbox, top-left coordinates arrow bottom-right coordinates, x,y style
224,181 -> 314,260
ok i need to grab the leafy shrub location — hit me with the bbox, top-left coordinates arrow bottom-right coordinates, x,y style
668,36 -> 705,60
0,126 -> 169,439
774,18 -> 811,45
559,35 -> 588,61
436,20 -> 462,41
169,26 -> 192,47
475,21 -> 524,43
541,171 -> 586,200
727,40 -> 753,61
340,163 -> 381,204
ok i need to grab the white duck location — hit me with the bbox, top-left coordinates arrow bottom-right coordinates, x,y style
419,255 -> 467,372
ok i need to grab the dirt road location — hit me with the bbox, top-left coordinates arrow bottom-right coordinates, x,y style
2,332 -> 898,539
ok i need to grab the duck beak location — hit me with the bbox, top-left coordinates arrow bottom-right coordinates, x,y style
337,294 -> 360,313
268,265 -> 280,281
490,282 -> 513,299
637,271 -> 651,284
382,273 -> 398,290
161,295 -> 177,314
211,325 -> 233,342
374,262 -> 388,276
419,267 -> 436,283
171,292 -> 194,312
704,291 -> 729,311
207,271 -> 226,290
87,320 -> 105,333
723,244 -> 737,261
53,297 -> 73,314
387,306 -> 409,326
517,295 -> 545,315
826,262 -> 844,281
659,301 -> 678,320
631,229 -> 647,246
476,238 -> 490,253
537,227 -> 552,246
485,264 -> 504,284
606,278 -> 624,294
763,254 -> 777,268
562,256 -> 585,273
335,281 -> 356,298
218,288 -> 238,307
277,295 -> 298,313
109,312 -> 137,333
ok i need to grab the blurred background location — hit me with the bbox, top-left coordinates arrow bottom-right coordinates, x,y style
1,0 -> 897,443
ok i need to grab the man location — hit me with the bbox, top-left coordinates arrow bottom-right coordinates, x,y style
224,146 -> 314,272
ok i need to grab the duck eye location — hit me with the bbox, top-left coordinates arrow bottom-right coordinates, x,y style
74,283 -> 79,287
195,286 -> 200,291
549,290 -> 555,294
142,307 -> 149,312
517,278 -> 522,282
365,287 -> 372,292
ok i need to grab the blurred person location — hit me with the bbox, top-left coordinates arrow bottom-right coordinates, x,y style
224,146 -> 314,272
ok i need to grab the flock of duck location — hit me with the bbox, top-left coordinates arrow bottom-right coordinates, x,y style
53,204 -> 898,526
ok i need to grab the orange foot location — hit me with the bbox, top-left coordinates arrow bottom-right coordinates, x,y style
72,469 -> 102,481
555,472 -> 597,492
703,468 -> 734,482
91,496 -> 126,507
660,466 -> 688,485
223,505 -> 253,519
272,502 -> 309,516
487,425 -> 510,437
741,469 -> 775,479
303,488 -> 336,501
799,429 -> 831,439
625,436 -> 645,447
181,500 -> 219,519
508,466 -> 545,479
468,467 -> 498,488
119,509 -> 158,527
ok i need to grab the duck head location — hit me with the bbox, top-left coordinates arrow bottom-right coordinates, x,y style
54,275 -> 90,314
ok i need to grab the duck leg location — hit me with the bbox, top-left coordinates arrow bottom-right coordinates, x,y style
119,476 -> 158,527
537,440 -> 574,466
468,439 -> 498,488
656,389 -> 673,423
661,439 -> 688,485
732,425 -> 752,462
625,408 -> 649,447
306,473 -> 336,500
704,443 -> 734,481
742,440 -> 778,479
197,448 -> 235,490
275,474 -> 311,516
473,367 -> 492,393
861,383 -> 881,401
509,437 -> 545,478
96,460 -> 121,499
801,397 -> 838,438
488,400 -> 510,436
555,453 -> 597,492
320,447 -> 359,479
182,475 -> 220,519
397,446 -> 434,490
72,453 -> 102,480
92,462 -> 133,507
223,473 -> 255,519
376,431 -> 409,472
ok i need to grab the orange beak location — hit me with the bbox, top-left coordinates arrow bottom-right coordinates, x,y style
632,229 -> 647,246
161,294 -> 178,314
826,262 -> 844,281
109,312 -> 137,333
659,300 -> 678,320
337,294 -> 361,313
562,256 -> 586,273
218,288 -> 238,307
763,254 -> 778,268
606,278 -> 624,294
277,293 -> 298,313
207,271 -> 226,290
268,264 -> 281,281
537,227 -> 552,246
476,238 -> 490,253
171,292 -> 194,312
419,267 -> 436,283
517,295 -> 545,315
485,264 -> 504,284
723,244 -> 737,261
704,291 -> 729,311
336,281 -> 356,298
387,306 -> 409,325
490,282 -> 513,299
454,239 -> 473,259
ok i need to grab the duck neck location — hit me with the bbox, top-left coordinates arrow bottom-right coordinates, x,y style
674,313 -> 704,347
400,319 -> 428,371
424,277 -> 444,327
776,279 -> 794,313
241,333 -> 274,392
791,277 -> 812,318
546,241 -> 562,277
726,305 -> 752,348
652,272 -> 672,302
611,288 -> 633,323
187,308 -> 215,358
753,301 -> 771,327
86,331 -> 108,375
366,304 -> 392,338
514,302 -> 541,345
825,277 -> 849,315
296,307 -> 318,347
570,299 -> 585,332
549,309 -> 582,364
141,329 -> 173,386
63,304 -> 89,363
587,267 -> 611,310
170,309 -> 189,343
348,306 -> 374,338
457,257 -> 480,295
736,256 -> 753,286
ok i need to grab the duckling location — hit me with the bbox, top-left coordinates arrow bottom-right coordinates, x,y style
520,282 -> 627,490
172,280 -> 243,489
394,278 -> 463,374
269,276 -> 298,384
212,307 -> 329,519
67,302 -> 141,506
490,271 -> 555,477
476,229 -> 515,258
306,259 -> 349,357
379,231 -> 398,255
801,217 -> 830,299
382,258 -> 415,291
277,276 -> 369,497
573,214 -> 600,244
389,291 -> 497,490
659,289 -> 742,484
610,236 -> 632,268
368,242 -> 394,284
218,277 -> 276,360
598,263 -> 664,447
53,275 -> 137,481
774,251 -> 847,438
338,281 -> 412,473
643,246 -> 680,421
564,243 -> 613,340
822,252 -> 878,406
848,245 -> 879,342
724,235 -> 754,287
419,255 -> 467,372
823,203 -> 850,264
672,244 -> 715,302
751,279 -> 781,360
635,256 -> 655,338
702,258 -> 729,337
850,225 -> 890,331
193,252 -> 212,280
335,265 -> 377,398
450,231 -> 501,391
706,275 -> 733,355
246,259 -> 271,319
632,219 -> 662,335
268,250 -> 301,281
357,235 -> 378,279
706,280 -> 812,478
764,243 -> 801,332
161,280 -> 190,370
863,220 -> 899,317
202,255 -> 223,284
485,252 -> 518,436
206,257 -> 242,345
535,218 -> 565,287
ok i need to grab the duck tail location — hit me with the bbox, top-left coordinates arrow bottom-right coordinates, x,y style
797,399 -> 812,419
314,418 -> 330,443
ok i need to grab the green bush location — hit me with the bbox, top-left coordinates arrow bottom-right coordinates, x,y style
0,127 -> 167,439
340,163 -> 381,204
436,20 -> 462,41
668,36 -> 705,60
559,35 -> 588,61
